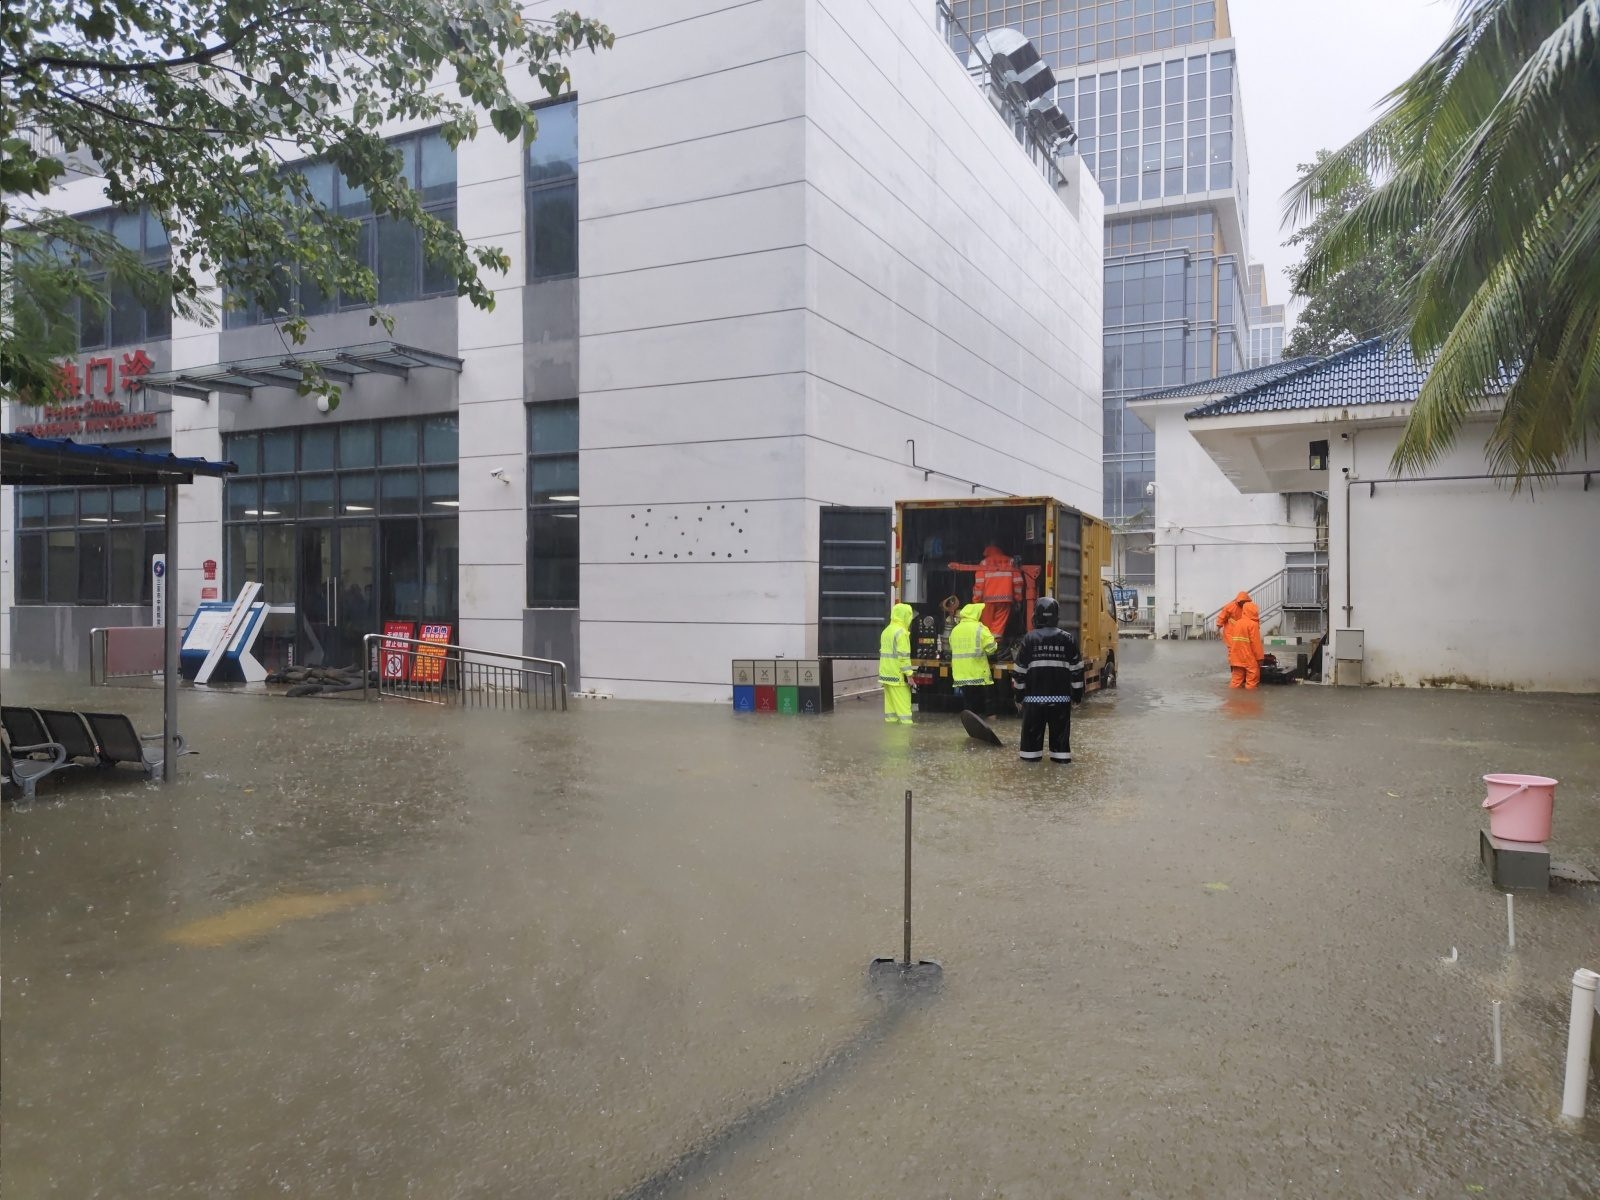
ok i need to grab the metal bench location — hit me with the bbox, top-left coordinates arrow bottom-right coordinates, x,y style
1,729 -> 69,802
81,711 -> 186,781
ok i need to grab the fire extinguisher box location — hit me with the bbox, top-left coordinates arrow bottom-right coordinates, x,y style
753,660 -> 777,712
797,659 -> 834,714
731,660 -> 755,712
775,660 -> 799,714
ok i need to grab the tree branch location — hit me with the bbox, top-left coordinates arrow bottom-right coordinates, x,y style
7,8 -> 311,79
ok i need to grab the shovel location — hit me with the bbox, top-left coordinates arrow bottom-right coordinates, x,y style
960,709 -> 1004,747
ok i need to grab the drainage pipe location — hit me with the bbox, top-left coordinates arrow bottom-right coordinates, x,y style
1561,967 -> 1598,1120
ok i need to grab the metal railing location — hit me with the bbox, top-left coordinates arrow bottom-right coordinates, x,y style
89,626 -> 167,686
1202,564 -> 1329,636
361,633 -> 567,710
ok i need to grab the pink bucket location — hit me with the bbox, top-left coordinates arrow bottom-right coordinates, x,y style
1482,773 -> 1558,843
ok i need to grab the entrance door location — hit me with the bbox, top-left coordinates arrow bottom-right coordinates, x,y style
336,523 -> 377,667
297,522 -> 378,668
297,524 -> 335,666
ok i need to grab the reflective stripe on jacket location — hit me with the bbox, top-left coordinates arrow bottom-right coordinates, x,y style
878,602 -> 914,685
948,602 -> 998,685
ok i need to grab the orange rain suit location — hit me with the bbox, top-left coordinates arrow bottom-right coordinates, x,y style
1227,600 -> 1264,689
948,545 -> 1024,638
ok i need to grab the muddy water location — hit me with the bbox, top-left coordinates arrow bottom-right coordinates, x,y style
3,644 -> 1598,1197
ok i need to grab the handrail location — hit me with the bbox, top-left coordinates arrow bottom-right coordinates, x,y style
361,633 -> 568,711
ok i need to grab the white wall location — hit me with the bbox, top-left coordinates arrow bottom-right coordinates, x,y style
570,0 -> 1103,700
1328,420 -> 1600,692
1140,397 -> 1318,634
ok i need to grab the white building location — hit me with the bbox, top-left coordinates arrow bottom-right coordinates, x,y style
1183,339 -> 1600,692
1127,359 -> 1323,638
1,0 -> 1104,701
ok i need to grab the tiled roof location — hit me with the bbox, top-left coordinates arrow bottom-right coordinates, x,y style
1185,337 -> 1430,418
1127,356 -> 1320,404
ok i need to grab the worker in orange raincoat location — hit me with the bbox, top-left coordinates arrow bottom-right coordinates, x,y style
948,545 -> 1023,639
1216,590 -> 1249,635
1226,599 -> 1264,689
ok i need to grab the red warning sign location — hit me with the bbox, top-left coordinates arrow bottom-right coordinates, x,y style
380,621 -> 415,680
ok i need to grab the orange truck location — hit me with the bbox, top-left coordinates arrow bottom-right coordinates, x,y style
894,496 -> 1119,711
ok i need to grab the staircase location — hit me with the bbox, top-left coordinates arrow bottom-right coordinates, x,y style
1203,564 -> 1327,638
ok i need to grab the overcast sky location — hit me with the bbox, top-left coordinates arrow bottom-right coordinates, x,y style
1228,0 -> 1458,314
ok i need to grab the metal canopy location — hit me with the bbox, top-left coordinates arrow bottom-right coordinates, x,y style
134,340 -> 464,400
1,432 -> 237,486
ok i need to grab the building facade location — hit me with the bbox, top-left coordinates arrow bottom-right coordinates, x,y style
1183,339 -> 1600,692
1243,263 -> 1285,368
1126,360 -> 1322,636
2,0 -> 1105,701
949,0 -> 1271,590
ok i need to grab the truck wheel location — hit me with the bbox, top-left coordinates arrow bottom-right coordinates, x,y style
1101,656 -> 1118,689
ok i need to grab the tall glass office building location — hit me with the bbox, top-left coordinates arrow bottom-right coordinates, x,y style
949,0 -> 1256,587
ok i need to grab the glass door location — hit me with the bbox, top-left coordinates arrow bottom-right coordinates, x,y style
336,522 -> 378,668
297,524 -> 335,667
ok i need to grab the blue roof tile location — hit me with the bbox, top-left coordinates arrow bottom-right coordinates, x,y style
1184,338 -> 1429,418
1127,356 -> 1321,404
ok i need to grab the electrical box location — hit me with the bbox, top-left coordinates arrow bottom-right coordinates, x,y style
903,562 -> 925,604
1335,628 -> 1364,687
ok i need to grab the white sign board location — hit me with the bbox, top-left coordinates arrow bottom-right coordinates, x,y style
195,582 -> 263,685
151,554 -> 166,627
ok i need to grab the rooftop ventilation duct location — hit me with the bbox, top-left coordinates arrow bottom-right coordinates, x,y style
968,28 -> 1056,105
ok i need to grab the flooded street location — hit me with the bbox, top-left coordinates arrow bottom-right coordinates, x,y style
4,642 -> 1598,1197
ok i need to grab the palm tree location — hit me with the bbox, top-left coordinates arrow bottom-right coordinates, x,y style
1286,0 -> 1600,479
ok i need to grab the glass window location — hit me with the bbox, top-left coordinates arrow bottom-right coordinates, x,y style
526,99 -> 580,284
341,474 -> 376,515
422,519 -> 459,619
423,467 -> 458,509
19,492 -> 46,528
376,216 -> 420,304
301,426 -> 337,472
301,475 -> 337,519
528,183 -> 578,281
529,401 -> 578,453
47,491 -> 75,523
529,457 -> 579,504
341,423 -> 377,469
528,509 -> 579,608
16,533 -> 44,603
527,100 -> 578,182
261,430 -> 295,474
421,415 -> 458,463
380,421 -> 418,464
261,477 -> 295,518
46,531 -> 77,603
225,433 -> 260,475
109,527 -> 144,604
381,522 -> 422,619
379,470 -> 420,513
226,480 -> 260,522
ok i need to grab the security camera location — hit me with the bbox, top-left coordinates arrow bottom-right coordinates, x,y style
489,468 -> 507,481
1144,481 -> 1156,497
1341,467 -> 1349,476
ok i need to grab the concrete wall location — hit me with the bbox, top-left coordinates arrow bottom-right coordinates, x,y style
1327,420 -> 1600,692
1140,396 -> 1319,634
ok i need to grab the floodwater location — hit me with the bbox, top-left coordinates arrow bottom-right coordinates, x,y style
4,643 -> 1598,1198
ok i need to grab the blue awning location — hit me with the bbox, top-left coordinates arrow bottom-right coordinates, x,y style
1,433 -> 237,486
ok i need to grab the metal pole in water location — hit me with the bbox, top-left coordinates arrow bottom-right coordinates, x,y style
1561,968 -> 1599,1120
1492,1000 -> 1503,1067
1506,893 -> 1516,949
902,789 -> 913,967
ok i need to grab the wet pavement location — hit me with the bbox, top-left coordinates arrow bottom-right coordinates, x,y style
3,642 -> 1599,1198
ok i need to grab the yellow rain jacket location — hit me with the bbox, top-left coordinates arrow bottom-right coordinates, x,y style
949,602 -> 998,686
878,603 -> 914,686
